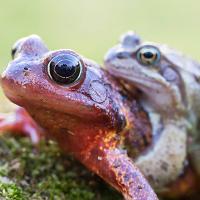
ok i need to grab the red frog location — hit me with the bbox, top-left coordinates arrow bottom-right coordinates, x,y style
0,35 -> 158,200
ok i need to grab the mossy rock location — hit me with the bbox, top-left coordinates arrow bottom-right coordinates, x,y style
0,135 -> 122,200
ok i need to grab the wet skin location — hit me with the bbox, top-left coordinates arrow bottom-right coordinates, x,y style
0,35 -> 158,200
104,31 -> 200,198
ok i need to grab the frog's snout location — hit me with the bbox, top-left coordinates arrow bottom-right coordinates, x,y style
104,47 -> 132,67
1,60 -> 29,104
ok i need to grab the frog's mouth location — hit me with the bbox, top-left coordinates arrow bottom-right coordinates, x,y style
1,68 -> 92,119
122,74 -> 173,105
105,60 -> 179,113
106,60 -> 167,93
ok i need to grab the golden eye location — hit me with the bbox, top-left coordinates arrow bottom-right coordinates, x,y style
137,46 -> 160,65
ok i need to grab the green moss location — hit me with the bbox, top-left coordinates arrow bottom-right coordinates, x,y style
0,135 -> 122,200
0,181 -> 26,200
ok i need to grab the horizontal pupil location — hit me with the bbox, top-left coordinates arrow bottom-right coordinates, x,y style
55,62 -> 77,78
143,52 -> 154,59
48,54 -> 83,85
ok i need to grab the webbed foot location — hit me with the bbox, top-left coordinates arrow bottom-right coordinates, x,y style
0,107 -> 44,144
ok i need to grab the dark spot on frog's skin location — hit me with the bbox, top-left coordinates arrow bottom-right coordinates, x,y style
147,174 -> 155,182
116,114 -> 127,133
154,179 -> 160,184
124,173 -> 130,182
160,161 -> 169,172
194,74 -> 200,83
137,185 -> 143,190
113,160 -> 121,168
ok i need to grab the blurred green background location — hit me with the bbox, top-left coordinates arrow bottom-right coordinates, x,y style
0,0 -> 200,104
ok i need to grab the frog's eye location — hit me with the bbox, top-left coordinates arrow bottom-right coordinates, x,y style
48,53 -> 83,85
137,46 -> 160,66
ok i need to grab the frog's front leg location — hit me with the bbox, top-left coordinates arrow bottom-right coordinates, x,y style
0,107 -> 44,144
73,136 -> 158,200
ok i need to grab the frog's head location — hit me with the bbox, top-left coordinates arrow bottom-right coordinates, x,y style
1,35 -> 127,137
104,31 -> 196,112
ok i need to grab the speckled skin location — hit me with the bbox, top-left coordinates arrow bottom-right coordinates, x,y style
104,31 -> 200,198
0,35 -> 158,200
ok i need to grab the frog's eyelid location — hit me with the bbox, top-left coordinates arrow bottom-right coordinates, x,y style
136,44 -> 160,53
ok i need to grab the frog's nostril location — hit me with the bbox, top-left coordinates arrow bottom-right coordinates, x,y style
116,51 -> 130,59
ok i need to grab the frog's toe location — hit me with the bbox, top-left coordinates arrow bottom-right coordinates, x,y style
0,107 -> 44,144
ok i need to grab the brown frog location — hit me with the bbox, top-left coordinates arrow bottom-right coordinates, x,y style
0,35 -> 158,200
104,31 -> 200,198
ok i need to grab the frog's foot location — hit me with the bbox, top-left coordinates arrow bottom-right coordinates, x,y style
0,107 -> 44,144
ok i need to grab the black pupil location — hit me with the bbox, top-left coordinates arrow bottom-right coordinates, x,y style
143,51 -> 154,59
54,60 -> 77,78
49,54 -> 82,84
